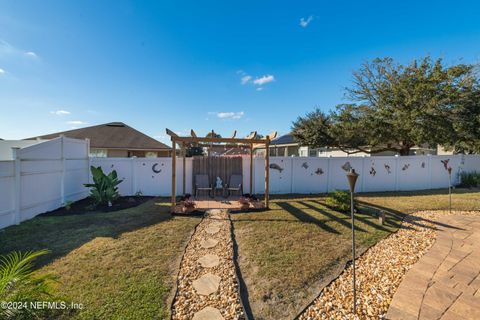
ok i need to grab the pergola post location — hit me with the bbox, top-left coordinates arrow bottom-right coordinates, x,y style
171,139 -> 177,211
182,143 -> 186,195
265,139 -> 270,208
249,143 -> 253,194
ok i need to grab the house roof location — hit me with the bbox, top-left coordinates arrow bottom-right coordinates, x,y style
270,134 -> 297,146
26,122 -> 170,150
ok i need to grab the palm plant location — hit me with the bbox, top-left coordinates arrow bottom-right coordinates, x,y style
0,250 -> 59,319
84,166 -> 123,207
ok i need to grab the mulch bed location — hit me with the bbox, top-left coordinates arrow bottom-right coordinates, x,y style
41,196 -> 154,216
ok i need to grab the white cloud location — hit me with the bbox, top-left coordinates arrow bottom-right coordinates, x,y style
253,75 -> 275,86
50,110 -> 71,115
300,15 -> 314,28
209,111 -> 244,120
0,40 -> 38,59
241,75 -> 252,85
24,51 -> 37,58
67,120 -> 87,125
256,87 -> 263,91
0,68 -> 4,75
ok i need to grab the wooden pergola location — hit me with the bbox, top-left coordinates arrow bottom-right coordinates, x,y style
166,129 -> 277,211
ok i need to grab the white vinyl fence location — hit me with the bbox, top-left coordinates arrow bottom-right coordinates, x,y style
0,137 -> 89,229
92,154 -> 480,196
1,140 -> 479,230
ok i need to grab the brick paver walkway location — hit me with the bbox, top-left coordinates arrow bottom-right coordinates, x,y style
387,215 -> 480,319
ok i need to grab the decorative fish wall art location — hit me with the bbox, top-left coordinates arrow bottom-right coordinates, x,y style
269,163 -> 284,173
402,164 -> 410,171
384,164 -> 391,174
370,167 -> 377,176
341,161 -> 352,172
302,162 -> 309,169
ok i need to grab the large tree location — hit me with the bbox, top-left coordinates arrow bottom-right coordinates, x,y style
292,57 -> 480,155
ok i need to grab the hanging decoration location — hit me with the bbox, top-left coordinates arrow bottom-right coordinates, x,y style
441,159 -> 450,171
402,164 -> 410,171
152,163 -> 162,173
315,168 -> 324,175
269,163 -> 284,173
370,167 -> 377,176
302,162 -> 309,169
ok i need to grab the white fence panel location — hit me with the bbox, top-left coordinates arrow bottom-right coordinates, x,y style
0,161 -> 15,229
291,157 -> 329,194
430,155 -> 462,188
327,157 -> 365,192
0,137 -> 89,229
464,155 -> 480,173
90,157 -> 192,197
361,157 -> 397,192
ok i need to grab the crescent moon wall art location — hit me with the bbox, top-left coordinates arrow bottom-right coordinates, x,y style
152,163 -> 162,173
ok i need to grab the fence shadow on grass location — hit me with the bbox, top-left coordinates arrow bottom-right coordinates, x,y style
0,198 -> 202,268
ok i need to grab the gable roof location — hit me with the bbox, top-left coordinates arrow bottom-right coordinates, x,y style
26,122 -> 170,150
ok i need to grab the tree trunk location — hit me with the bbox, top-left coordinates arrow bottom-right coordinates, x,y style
399,147 -> 411,156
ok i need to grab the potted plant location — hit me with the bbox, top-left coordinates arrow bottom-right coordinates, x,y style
180,194 -> 196,213
238,196 -> 251,211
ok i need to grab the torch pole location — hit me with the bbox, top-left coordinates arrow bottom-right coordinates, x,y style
351,189 -> 357,315
448,171 -> 452,214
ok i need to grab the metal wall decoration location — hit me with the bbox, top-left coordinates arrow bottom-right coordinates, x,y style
441,159 -> 450,171
369,167 -> 377,176
269,163 -> 284,173
314,168 -> 324,175
421,162 -> 426,168
302,162 -> 309,169
402,164 -> 410,171
152,163 -> 162,173
341,161 -> 352,172
384,164 -> 392,174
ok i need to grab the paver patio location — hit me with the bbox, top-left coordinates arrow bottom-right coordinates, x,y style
387,215 -> 480,319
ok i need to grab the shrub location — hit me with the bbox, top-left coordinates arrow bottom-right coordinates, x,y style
459,171 -> 480,188
325,190 -> 352,212
0,250 -> 68,319
84,166 -> 123,207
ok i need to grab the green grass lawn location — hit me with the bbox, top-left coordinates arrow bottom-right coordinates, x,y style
232,188 -> 480,320
0,198 -> 200,320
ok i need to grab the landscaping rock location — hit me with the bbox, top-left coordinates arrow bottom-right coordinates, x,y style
171,209 -> 244,320
299,210 -> 480,320
193,306 -> 224,320
193,273 -> 221,295
198,254 -> 221,268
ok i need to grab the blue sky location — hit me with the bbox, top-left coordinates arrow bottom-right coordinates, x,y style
1,0 -> 480,143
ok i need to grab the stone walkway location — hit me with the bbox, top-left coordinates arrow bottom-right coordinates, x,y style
387,215 -> 480,320
171,209 -> 244,320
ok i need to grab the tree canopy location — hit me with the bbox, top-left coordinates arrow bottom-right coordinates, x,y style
292,57 -> 480,155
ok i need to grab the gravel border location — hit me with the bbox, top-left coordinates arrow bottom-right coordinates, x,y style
298,210 -> 480,320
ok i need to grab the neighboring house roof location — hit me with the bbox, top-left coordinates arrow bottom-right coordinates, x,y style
270,134 -> 297,146
26,122 -> 170,150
